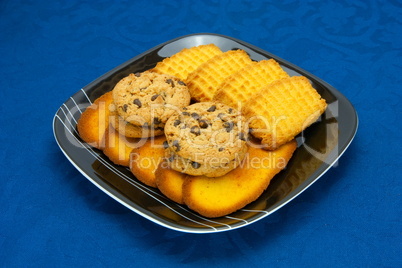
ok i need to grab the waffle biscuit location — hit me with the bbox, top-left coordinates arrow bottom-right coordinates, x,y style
213,59 -> 289,108
129,135 -> 166,188
113,71 -> 190,128
77,91 -> 113,149
164,102 -> 249,177
243,76 -> 327,150
183,140 -> 297,218
155,159 -> 187,204
186,50 -> 253,102
152,44 -> 223,80
102,124 -> 144,166
109,103 -> 164,138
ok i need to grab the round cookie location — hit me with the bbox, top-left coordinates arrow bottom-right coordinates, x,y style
109,104 -> 164,138
164,102 -> 249,177
112,71 -> 191,129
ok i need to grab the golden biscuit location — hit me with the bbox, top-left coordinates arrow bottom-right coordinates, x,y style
186,50 -> 252,102
242,76 -> 327,150
102,124 -> 144,166
129,135 -> 166,188
77,91 -> 113,149
183,141 -> 297,218
152,44 -> 223,80
213,59 -> 289,108
155,159 -> 187,204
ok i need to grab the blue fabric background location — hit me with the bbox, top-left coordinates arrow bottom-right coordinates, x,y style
0,0 -> 400,267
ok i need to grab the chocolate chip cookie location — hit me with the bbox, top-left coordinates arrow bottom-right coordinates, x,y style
112,71 -> 191,129
164,102 -> 249,177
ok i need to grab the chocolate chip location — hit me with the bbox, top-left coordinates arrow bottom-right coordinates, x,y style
218,147 -> 224,152
163,141 -> 169,149
178,81 -> 186,86
134,72 -> 141,77
151,94 -> 159,101
182,111 -> 190,116
199,120 -> 209,128
153,117 -> 162,125
166,79 -> 175,87
182,107 -> 188,110
207,105 -> 217,112
191,112 -> 200,120
122,104 -> 128,112
223,121 -> 234,132
239,132 -> 247,141
191,161 -> 201,169
133,99 -> 142,108
168,155 -> 175,162
228,108 -> 234,114
173,119 -> 181,127
172,140 -> 180,152
190,126 -> 201,136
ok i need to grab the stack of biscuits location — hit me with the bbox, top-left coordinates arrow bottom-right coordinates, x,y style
77,43 -> 327,218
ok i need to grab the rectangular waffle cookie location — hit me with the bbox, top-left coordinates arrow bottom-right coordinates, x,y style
242,76 -> 327,150
213,59 -> 289,109
186,50 -> 253,102
151,44 -> 222,80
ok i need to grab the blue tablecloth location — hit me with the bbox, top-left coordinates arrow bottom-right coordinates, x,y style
1,1 -> 400,267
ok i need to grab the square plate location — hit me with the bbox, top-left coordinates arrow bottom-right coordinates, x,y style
53,33 -> 358,233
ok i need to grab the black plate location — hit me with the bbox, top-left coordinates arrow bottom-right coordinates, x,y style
53,33 -> 358,233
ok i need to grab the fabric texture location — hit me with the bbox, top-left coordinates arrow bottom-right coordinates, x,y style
0,0 -> 400,267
